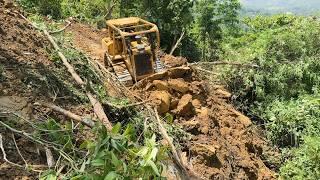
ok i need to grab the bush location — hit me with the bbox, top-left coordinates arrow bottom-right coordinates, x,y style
280,136 -> 320,179
257,94 -> 320,147
221,15 -> 320,103
219,14 -> 320,177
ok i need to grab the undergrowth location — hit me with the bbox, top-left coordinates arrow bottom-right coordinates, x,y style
218,15 -> 320,178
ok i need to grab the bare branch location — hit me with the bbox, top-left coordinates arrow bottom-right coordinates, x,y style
42,29 -> 112,131
170,30 -> 185,55
0,134 -> 23,168
35,102 -> 95,128
49,20 -> 72,34
12,133 -> 28,168
189,61 -> 259,68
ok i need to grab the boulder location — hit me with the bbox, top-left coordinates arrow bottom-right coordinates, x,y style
174,94 -> 195,116
153,80 -> 169,91
168,78 -> 189,93
149,91 -> 171,114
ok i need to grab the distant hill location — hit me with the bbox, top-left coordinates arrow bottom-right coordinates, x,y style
241,0 -> 320,15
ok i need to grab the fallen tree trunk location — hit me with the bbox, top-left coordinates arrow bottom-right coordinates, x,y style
154,108 -> 203,180
36,102 -> 95,128
43,30 -> 112,131
189,61 -> 259,68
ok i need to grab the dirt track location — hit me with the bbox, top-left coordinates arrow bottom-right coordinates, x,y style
67,23 -> 277,179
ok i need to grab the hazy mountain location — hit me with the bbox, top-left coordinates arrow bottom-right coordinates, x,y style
241,0 -> 320,15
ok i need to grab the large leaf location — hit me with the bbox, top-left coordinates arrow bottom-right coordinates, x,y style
104,171 -> 119,180
91,158 -> 105,167
146,160 -> 160,176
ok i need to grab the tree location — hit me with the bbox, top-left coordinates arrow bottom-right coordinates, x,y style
192,0 -> 240,61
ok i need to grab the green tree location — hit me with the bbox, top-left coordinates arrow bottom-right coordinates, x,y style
192,0 -> 240,61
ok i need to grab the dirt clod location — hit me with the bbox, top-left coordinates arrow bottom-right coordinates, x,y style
149,91 -> 171,114
168,78 -> 189,93
153,80 -> 169,91
174,94 -> 195,116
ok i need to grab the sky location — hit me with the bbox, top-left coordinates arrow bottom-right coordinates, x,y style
240,0 -> 320,15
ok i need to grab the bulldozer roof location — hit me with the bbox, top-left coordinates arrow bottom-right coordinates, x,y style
106,17 -> 142,27
106,17 -> 159,39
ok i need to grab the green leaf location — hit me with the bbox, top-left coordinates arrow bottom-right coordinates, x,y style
112,123 -> 122,134
136,147 -> 148,157
91,158 -> 105,167
104,171 -> 119,180
111,151 -> 121,167
123,123 -> 135,140
165,113 -> 174,124
147,147 -> 158,161
41,174 -> 57,180
146,160 -> 160,176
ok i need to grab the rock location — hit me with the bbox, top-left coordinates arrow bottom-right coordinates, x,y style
168,78 -> 189,93
238,115 -> 252,128
174,94 -> 195,116
231,109 -> 252,127
149,91 -> 171,114
216,89 -> 232,98
198,107 -> 209,118
4,2 -> 13,8
153,80 -> 169,91
162,54 -> 187,68
192,99 -> 202,109
167,67 -> 192,79
170,98 -> 179,110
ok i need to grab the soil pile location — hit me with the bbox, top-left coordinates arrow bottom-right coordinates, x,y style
133,64 -> 276,179
0,2 -> 87,179
0,1 -> 52,178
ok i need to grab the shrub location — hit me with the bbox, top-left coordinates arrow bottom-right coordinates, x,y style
280,136 -> 320,179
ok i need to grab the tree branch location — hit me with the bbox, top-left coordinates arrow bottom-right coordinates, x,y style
43,30 -> 112,131
170,30 -> 185,55
189,61 -> 259,68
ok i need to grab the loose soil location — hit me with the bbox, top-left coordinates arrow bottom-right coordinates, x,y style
67,23 -> 278,179
0,2 -> 92,179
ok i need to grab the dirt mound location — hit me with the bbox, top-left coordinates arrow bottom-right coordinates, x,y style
133,65 -> 275,179
0,2 -> 83,178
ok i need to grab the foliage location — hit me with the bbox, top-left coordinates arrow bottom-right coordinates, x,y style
280,136 -> 320,179
219,14 -> 320,178
221,15 -> 320,104
70,123 -> 166,179
190,0 -> 240,61
255,94 -> 320,147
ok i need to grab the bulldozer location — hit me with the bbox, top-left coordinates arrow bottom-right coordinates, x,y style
101,17 -> 164,86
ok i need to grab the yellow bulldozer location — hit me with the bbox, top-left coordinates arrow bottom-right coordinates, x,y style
102,17 -> 164,86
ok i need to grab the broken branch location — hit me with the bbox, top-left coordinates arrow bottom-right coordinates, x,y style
170,30 -> 185,55
43,29 -> 112,131
153,108 -> 202,180
189,61 -> 259,68
49,20 -> 72,34
12,133 -> 28,168
0,134 -> 23,168
35,102 -> 95,128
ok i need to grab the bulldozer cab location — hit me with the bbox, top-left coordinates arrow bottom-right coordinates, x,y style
102,17 -> 162,85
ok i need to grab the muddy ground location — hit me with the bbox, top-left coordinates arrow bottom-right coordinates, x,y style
0,1 -> 278,179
